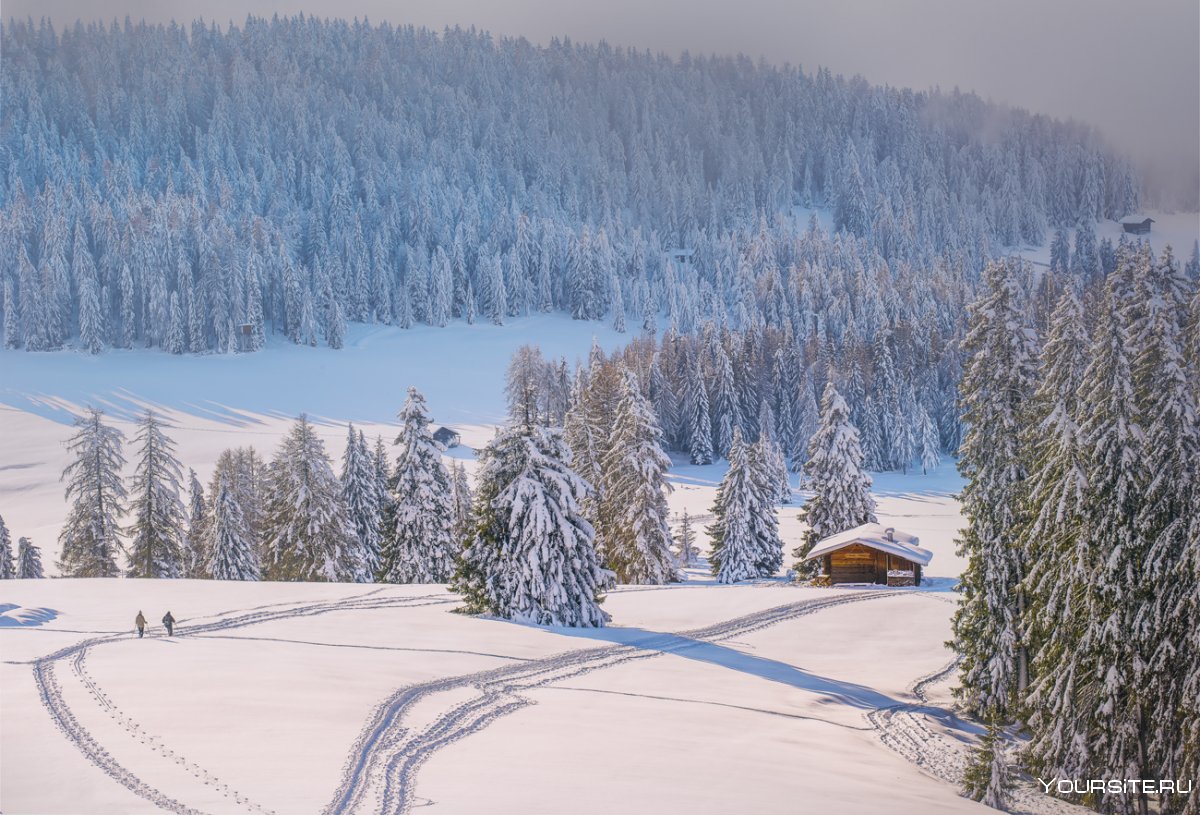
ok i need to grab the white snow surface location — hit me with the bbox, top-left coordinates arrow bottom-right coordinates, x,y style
1,312 -> 1087,814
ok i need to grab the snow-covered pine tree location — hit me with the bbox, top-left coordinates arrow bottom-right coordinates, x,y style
453,422 -> 613,626
0,515 -> 14,578
58,408 -> 127,577
450,461 -> 474,543
183,469 -> 208,578
950,258 -> 1038,720
1129,248 -> 1197,799
684,350 -> 714,465
1020,287 -> 1094,785
379,388 -> 456,583
793,384 -> 876,576
746,435 -> 785,576
1076,268 -> 1148,815
917,406 -> 940,475
125,411 -> 186,578
962,716 -> 1011,810
17,537 -> 44,579
676,509 -> 698,569
708,428 -> 763,584
262,415 -> 361,582
598,368 -> 679,584
208,478 -> 260,580
341,425 -> 382,582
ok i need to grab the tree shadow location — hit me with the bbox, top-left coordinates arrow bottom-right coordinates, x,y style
547,625 -> 899,711
0,606 -> 61,627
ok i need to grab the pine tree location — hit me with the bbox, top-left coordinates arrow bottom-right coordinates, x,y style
917,406 -> 940,475
708,428 -> 763,583
950,259 -> 1038,719
341,425 -> 382,582
676,509 -> 698,568
450,461 -> 474,543
17,537 -> 44,579
684,351 -> 713,464
262,415 -> 360,581
0,515 -> 14,578
598,368 -> 679,584
380,388 -> 456,583
962,716 -> 1011,810
58,408 -> 127,577
746,435 -> 785,576
793,384 -> 876,575
208,478 -> 260,580
183,469 -> 209,578
453,422 -> 613,626
125,411 -> 186,578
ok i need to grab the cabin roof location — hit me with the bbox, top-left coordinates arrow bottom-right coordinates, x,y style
804,523 -> 933,566
432,426 -> 459,439
1120,215 -> 1155,224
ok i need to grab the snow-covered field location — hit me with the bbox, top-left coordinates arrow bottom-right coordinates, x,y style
0,300 -> 1098,813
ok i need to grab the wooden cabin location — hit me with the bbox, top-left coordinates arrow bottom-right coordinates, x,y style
804,523 -> 932,586
432,426 -> 461,448
667,248 -> 694,266
1121,217 -> 1154,235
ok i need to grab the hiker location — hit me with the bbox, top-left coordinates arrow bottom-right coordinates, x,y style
162,610 -> 176,637
135,611 -> 146,638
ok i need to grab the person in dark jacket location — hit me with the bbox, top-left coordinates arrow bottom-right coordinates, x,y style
135,611 -> 146,638
162,611 -> 176,637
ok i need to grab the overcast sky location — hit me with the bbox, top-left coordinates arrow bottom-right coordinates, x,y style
7,0 -> 1198,204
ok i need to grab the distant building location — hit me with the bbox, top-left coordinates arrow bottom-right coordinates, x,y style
432,426 -> 461,448
667,248 -> 694,266
804,523 -> 932,587
1121,217 -> 1154,235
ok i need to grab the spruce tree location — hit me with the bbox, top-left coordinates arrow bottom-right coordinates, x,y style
183,469 -> 209,578
950,259 -> 1038,720
708,428 -> 762,584
793,384 -> 876,575
450,461 -> 474,543
341,425 -> 382,582
17,538 -> 44,579
58,408 -> 127,578
599,368 -> 679,584
125,411 -> 186,578
208,479 -> 260,580
262,415 -> 360,581
746,435 -> 785,576
380,388 -> 456,583
684,351 -> 713,465
676,509 -> 697,569
962,716 -> 1011,810
0,515 -> 14,578
453,422 -> 612,626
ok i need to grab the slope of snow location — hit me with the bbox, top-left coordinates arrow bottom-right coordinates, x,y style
1014,210 -> 1199,266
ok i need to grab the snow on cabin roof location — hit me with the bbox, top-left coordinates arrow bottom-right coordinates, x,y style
803,523 -> 933,566
1120,215 -> 1155,224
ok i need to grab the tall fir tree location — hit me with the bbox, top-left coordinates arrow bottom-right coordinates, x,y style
598,368 -> 679,584
341,425 -> 382,582
951,259 -> 1038,720
380,388 -> 456,583
183,469 -> 209,578
208,478 -> 260,580
125,411 -> 186,578
708,428 -> 764,584
453,422 -> 613,626
0,515 -> 14,579
262,415 -> 361,582
793,384 -> 876,575
58,408 -> 127,578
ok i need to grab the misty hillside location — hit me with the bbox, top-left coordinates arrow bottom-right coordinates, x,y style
1,14 -> 1138,359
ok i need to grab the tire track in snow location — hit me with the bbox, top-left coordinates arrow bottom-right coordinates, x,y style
32,590 -> 457,815
326,588 -> 910,815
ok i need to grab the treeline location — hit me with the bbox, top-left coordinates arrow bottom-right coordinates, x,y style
1,15 -> 1138,355
951,248 -> 1200,813
0,514 -> 44,578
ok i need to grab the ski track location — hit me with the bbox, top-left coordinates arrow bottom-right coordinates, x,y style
324,588 -> 912,815
30,590 -> 457,815
866,651 -> 1083,815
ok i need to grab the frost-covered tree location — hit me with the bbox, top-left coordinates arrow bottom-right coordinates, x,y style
125,411 -> 186,578
917,406 -> 940,475
950,259 -> 1038,720
17,537 -> 44,579
341,425 -> 382,582
675,509 -> 698,569
208,479 -> 260,580
0,515 -> 14,578
962,717 -> 1011,810
684,351 -> 713,465
598,368 -> 679,584
450,461 -> 473,543
183,469 -> 208,578
58,408 -> 127,578
793,384 -> 876,575
262,415 -> 360,582
708,428 -> 766,583
380,388 -> 456,583
453,422 -> 613,626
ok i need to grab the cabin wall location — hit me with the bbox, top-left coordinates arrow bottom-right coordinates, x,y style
826,543 -> 921,585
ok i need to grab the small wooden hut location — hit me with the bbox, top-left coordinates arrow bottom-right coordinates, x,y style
1121,217 -> 1154,235
432,426 -> 461,448
804,523 -> 932,586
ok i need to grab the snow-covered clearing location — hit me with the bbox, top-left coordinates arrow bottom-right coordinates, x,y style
1,313 -> 1082,814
